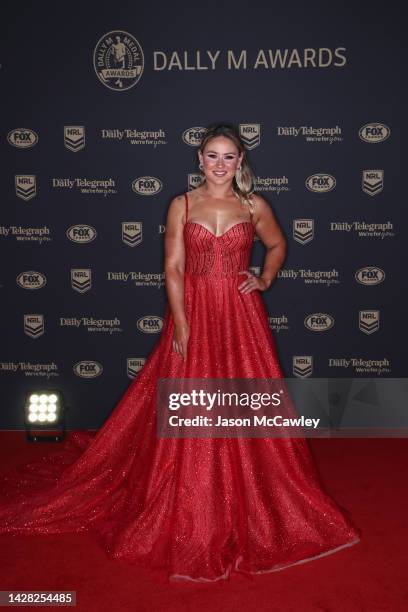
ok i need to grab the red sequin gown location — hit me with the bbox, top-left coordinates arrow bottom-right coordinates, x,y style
0,192 -> 361,582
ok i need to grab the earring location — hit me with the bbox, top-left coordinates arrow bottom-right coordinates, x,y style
199,162 -> 203,170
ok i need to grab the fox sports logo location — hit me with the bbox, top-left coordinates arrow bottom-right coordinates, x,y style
7,128 -> 38,148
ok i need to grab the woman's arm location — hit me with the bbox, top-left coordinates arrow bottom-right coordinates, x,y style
238,194 -> 287,293
164,195 -> 189,358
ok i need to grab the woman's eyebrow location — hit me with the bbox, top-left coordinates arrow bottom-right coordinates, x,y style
205,150 -> 237,154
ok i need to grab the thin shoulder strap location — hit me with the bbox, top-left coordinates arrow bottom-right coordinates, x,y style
248,195 -> 255,223
184,192 -> 188,222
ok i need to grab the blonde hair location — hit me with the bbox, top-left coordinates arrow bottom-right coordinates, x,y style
198,123 -> 256,213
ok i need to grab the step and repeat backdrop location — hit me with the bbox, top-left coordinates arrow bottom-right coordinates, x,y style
1,3 -> 404,427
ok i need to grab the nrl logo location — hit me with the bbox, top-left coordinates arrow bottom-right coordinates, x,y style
127,357 -> 146,378
24,314 -> 45,339
15,175 -> 36,201
359,310 -> 380,334
293,356 -> 313,378
188,173 -> 204,190
71,269 -> 92,293
362,170 -> 383,196
239,124 -> 260,149
293,219 -> 314,245
64,126 -> 85,152
122,222 -> 142,246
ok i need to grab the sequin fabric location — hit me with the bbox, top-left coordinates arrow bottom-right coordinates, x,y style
0,193 -> 361,583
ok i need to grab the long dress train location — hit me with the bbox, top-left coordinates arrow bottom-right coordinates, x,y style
0,192 -> 361,582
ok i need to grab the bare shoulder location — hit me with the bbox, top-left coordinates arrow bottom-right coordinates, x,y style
169,193 -> 186,211
249,192 -> 274,223
166,193 -> 187,222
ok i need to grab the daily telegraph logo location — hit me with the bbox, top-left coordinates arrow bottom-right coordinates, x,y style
122,222 -> 142,246
268,315 -> 289,333
182,127 -> 206,146
304,313 -> 334,331
101,128 -> 167,146
330,221 -> 394,239
255,175 -> 290,194
127,357 -> 146,378
359,310 -> 380,334
71,269 -> 92,293
16,271 -> 46,289
355,267 -> 385,285
66,224 -> 97,244
132,176 -> 163,195
15,175 -> 36,201
1,226 -> 51,244
293,219 -> 314,244
64,126 -> 85,152
188,173 -> 204,190
293,356 -> 313,378
239,124 -> 260,149
73,360 -> 103,378
359,123 -> 390,143
277,125 -> 343,144
52,178 -> 116,195
7,128 -> 38,148
93,30 -> 144,91
24,314 -> 44,339
306,173 -> 336,193
362,170 -> 384,196
137,316 -> 164,333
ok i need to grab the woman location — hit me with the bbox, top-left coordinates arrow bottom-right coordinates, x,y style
0,123 -> 361,583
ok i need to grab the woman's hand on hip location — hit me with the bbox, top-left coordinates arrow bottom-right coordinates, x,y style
237,270 -> 272,293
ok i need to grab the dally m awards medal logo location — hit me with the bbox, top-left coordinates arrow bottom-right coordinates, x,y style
93,30 -> 144,91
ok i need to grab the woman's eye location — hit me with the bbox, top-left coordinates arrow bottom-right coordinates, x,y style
207,155 -> 235,160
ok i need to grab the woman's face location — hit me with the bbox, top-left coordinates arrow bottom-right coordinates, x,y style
199,136 -> 243,184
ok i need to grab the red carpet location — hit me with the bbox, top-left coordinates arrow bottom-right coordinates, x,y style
0,432 -> 406,611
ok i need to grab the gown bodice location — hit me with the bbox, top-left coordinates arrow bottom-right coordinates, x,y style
184,221 -> 255,277
183,193 -> 255,278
